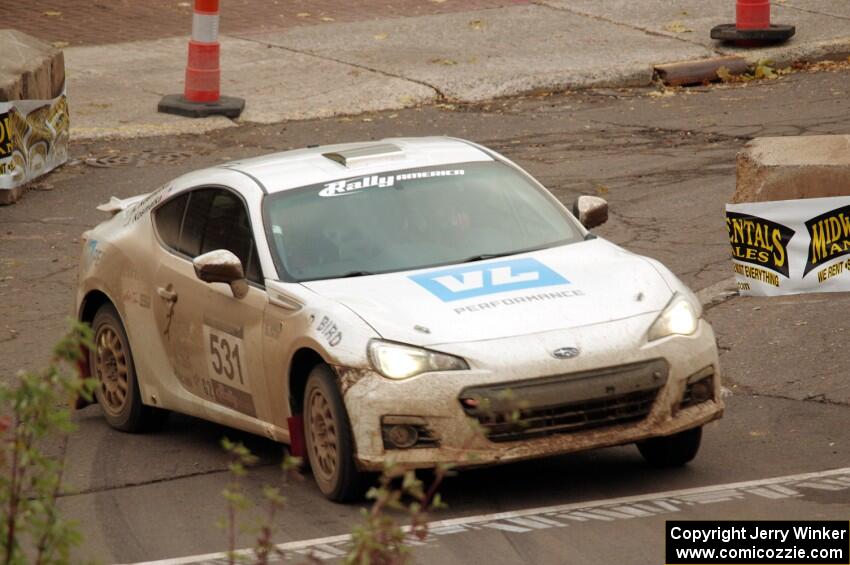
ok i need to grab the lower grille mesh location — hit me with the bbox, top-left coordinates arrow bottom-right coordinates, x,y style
479,388 -> 660,443
460,359 -> 667,443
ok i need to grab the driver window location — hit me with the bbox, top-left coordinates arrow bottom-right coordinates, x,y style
178,188 -> 263,284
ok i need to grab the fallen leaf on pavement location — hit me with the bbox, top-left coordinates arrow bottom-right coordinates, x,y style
429,58 -> 458,66
716,66 -> 735,82
753,61 -> 778,80
649,89 -> 676,97
663,20 -> 693,33
468,19 -> 485,30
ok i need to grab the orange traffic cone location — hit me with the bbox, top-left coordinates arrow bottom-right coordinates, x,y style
711,0 -> 795,46
159,0 -> 244,118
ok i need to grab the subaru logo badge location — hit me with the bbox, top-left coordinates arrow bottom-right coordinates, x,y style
552,346 -> 580,359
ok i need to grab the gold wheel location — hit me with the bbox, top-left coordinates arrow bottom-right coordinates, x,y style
307,386 -> 339,484
302,364 -> 367,501
94,325 -> 130,417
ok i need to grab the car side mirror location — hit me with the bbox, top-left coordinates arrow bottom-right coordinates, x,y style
193,250 -> 249,299
573,195 -> 609,229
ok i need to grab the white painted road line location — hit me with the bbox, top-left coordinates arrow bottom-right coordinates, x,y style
126,466 -> 850,565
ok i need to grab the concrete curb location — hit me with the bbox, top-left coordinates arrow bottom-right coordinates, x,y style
696,276 -> 739,310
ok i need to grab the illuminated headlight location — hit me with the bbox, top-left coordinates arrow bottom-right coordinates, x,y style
647,293 -> 700,341
368,340 -> 469,380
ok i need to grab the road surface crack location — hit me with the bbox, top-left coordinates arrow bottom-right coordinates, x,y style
229,34 -> 447,101
57,462 -> 278,499
734,388 -> 850,408
532,1 -> 721,54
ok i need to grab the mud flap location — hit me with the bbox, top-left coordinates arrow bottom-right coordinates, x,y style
288,415 -> 305,457
73,344 -> 95,410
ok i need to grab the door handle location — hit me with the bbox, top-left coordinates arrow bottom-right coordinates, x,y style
157,286 -> 178,303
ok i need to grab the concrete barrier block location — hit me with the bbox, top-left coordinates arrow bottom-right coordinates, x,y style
734,135 -> 850,203
0,29 -> 65,101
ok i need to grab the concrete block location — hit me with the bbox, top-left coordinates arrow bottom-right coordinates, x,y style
734,135 -> 850,203
0,29 -> 65,101
0,186 -> 26,206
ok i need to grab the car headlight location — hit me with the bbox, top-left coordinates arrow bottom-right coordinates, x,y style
368,340 -> 469,380
647,293 -> 700,341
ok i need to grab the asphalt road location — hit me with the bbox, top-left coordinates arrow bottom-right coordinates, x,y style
1,67 -> 849,564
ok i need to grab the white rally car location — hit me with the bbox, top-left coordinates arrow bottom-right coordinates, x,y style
76,137 -> 723,501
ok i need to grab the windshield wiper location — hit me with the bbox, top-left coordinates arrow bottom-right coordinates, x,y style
340,270 -> 375,278
461,253 -> 516,263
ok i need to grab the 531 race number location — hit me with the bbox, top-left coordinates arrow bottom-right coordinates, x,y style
203,325 -> 249,392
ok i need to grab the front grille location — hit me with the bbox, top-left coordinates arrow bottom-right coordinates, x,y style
460,359 -> 667,443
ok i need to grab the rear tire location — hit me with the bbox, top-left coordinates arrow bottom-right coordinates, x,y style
303,364 -> 369,501
637,426 -> 702,467
90,304 -> 169,432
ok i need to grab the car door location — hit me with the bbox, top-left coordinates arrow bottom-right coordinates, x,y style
151,186 -> 269,426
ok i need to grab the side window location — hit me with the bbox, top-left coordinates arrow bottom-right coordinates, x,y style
179,188 -> 263,284
152,193 -> 189,250
180,189 -> 216,257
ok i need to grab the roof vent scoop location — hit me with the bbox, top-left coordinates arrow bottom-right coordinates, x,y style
322,143 -> 404,167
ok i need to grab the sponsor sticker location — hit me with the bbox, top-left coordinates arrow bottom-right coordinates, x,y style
316,315 -> 342,347
409,257 -> 569,302
726,196 -> 850,296
318,169 -> 465,197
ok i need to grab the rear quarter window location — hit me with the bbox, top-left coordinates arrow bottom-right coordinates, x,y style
153,193 -> 189,250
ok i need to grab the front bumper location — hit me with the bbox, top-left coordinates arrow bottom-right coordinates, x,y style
341,314 -> 724,472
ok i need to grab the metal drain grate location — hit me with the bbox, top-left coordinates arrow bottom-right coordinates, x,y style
84,150 -> 193,168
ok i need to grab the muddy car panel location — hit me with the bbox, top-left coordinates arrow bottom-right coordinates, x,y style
76,136 -> 722,472
343,313 -> 722,471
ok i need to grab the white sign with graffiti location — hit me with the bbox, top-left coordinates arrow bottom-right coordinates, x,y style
0,84 -> 69,191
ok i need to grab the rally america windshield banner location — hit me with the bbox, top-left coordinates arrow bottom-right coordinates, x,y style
726,196 -> 850,296
0,84 -> 69,191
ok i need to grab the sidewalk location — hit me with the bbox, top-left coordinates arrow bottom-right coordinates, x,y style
10,0 -> 525,46
37,0 -> 850,140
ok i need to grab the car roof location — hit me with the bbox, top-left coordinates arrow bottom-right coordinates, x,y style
218,136 -> 494,193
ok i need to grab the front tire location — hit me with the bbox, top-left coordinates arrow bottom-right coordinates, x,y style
637,426 -> 702,467
303,364 -> 368,501
90,304 -> 168,432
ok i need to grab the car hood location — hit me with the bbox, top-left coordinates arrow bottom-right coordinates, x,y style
301,239 -> 673,346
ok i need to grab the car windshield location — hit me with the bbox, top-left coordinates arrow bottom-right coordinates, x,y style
263,161 -> 583,281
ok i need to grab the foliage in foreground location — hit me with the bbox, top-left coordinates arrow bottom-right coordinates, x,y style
220,390 -> 529,564
219,438 -> 452,565
0,322 -> 95,565
0,326 -> 525,564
